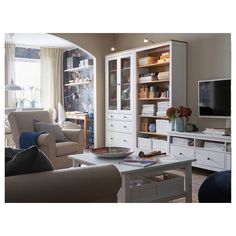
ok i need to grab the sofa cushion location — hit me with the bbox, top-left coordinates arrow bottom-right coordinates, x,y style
33,122 -> 67,142
5,145 -> 54,177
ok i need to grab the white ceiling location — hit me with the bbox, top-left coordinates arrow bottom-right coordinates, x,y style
5,33 -> 76,49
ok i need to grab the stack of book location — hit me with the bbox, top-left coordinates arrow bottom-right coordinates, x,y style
203,128 -> 227,135
139,73 -> 158,83
204,141 -> 225,151
141,104 -> 156,116
156,101 -> 170,116
172,137 -> 191,146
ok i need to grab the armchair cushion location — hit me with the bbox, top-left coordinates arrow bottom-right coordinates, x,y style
5,145 -> 54,177
34,122 -> 67,142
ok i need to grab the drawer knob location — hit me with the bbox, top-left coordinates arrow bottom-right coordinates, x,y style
124,116 -> 126,118
110,137 -> 113,140
207,157 -> 211,160
111,115 -> 114,118
124,140 -> 127,142
124,125 -> 127,128
179,152 -> 183,155
110,124 -> 114,127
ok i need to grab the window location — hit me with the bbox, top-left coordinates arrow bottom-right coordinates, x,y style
15,58 -> 41,108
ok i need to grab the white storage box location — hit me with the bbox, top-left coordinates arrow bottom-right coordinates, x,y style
146,172 -> 184,200
156,119 -> 170,135
129,177 -> 156,202
138,137 -> 152,151
152,139 -> 168,153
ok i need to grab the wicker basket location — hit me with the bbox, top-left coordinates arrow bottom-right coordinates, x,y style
138,56 -> 157,66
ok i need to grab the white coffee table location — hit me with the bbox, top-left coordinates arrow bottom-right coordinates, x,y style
68,152 -> 196,203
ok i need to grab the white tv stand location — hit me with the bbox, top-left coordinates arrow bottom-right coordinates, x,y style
168,131 -> 231,171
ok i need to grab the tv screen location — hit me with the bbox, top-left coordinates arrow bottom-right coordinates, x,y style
198,78 -> 231,118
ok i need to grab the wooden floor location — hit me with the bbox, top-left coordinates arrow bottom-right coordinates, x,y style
170,167 -> 215,203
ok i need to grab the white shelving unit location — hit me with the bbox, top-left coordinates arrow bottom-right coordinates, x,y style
135,40 -> 187,153
168,131 -> 231,171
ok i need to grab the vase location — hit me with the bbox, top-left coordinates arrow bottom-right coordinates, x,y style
175,117 -> 184,132
149,123 -> 156,133
170,120 -> 175,131
183,117 -> 189,131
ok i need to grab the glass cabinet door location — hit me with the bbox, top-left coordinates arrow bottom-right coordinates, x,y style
120,57 -> 131,110
108,60 -> 117,110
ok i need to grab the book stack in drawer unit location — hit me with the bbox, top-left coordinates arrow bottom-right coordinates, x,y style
157,101 -> 170,116
156,119 -> 170,135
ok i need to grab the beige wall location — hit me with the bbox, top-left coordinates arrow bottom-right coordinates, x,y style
114,33 -> 231,130
52,33 -> 115,147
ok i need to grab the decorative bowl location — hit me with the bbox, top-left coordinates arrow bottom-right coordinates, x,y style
90,147 -> 134,159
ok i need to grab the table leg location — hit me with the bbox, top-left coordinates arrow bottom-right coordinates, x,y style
185,163 -> 192,203
72,160 -> 81,167
118,174 -> 130,203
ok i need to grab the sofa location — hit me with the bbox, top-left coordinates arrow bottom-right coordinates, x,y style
5,164 -> 122,203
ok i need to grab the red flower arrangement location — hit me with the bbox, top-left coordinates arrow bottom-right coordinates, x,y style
166,106 -> 192,120
177,106 -> 192,118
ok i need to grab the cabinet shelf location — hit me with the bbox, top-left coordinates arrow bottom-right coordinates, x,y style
138,61 -> 169,68
139,131 -> 167,137
139,115 -> 169,119
138,98 -> 169,101
64,65 -> 93,72
65,81 -> 93,86
121,67 -> 130,70
138,79 -> 169,84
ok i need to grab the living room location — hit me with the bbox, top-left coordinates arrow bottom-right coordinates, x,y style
4,32 -> 231,196
1,1 -> 234,236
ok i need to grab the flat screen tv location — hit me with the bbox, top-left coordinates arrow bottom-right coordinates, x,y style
198,78 -> 231,118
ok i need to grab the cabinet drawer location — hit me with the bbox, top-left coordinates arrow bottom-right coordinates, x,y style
106,120 -> 132,133
195,149 -> 225,169
106,131 -> 133,148
170,145 -> 195,158
107,113 -> 132,121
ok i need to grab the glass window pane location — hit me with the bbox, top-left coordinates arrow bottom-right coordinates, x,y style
15,59 -> 40,108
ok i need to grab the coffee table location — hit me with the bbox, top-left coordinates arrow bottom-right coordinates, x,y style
68,152 -> 196,203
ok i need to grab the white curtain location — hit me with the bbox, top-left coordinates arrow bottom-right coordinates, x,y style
5,42 -> 16,107
40,47 -> 64,111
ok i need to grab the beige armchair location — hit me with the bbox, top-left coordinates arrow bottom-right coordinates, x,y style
8,110 -> 83,169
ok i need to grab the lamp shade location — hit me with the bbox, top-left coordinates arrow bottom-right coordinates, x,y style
5,80 -> 21,91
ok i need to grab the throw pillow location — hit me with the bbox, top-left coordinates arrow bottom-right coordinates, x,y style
5,147 -> 22,163
33,121 -> 67,142
5,145 -> 54,177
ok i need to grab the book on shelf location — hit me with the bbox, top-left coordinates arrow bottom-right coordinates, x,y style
203,128 -> 227,135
